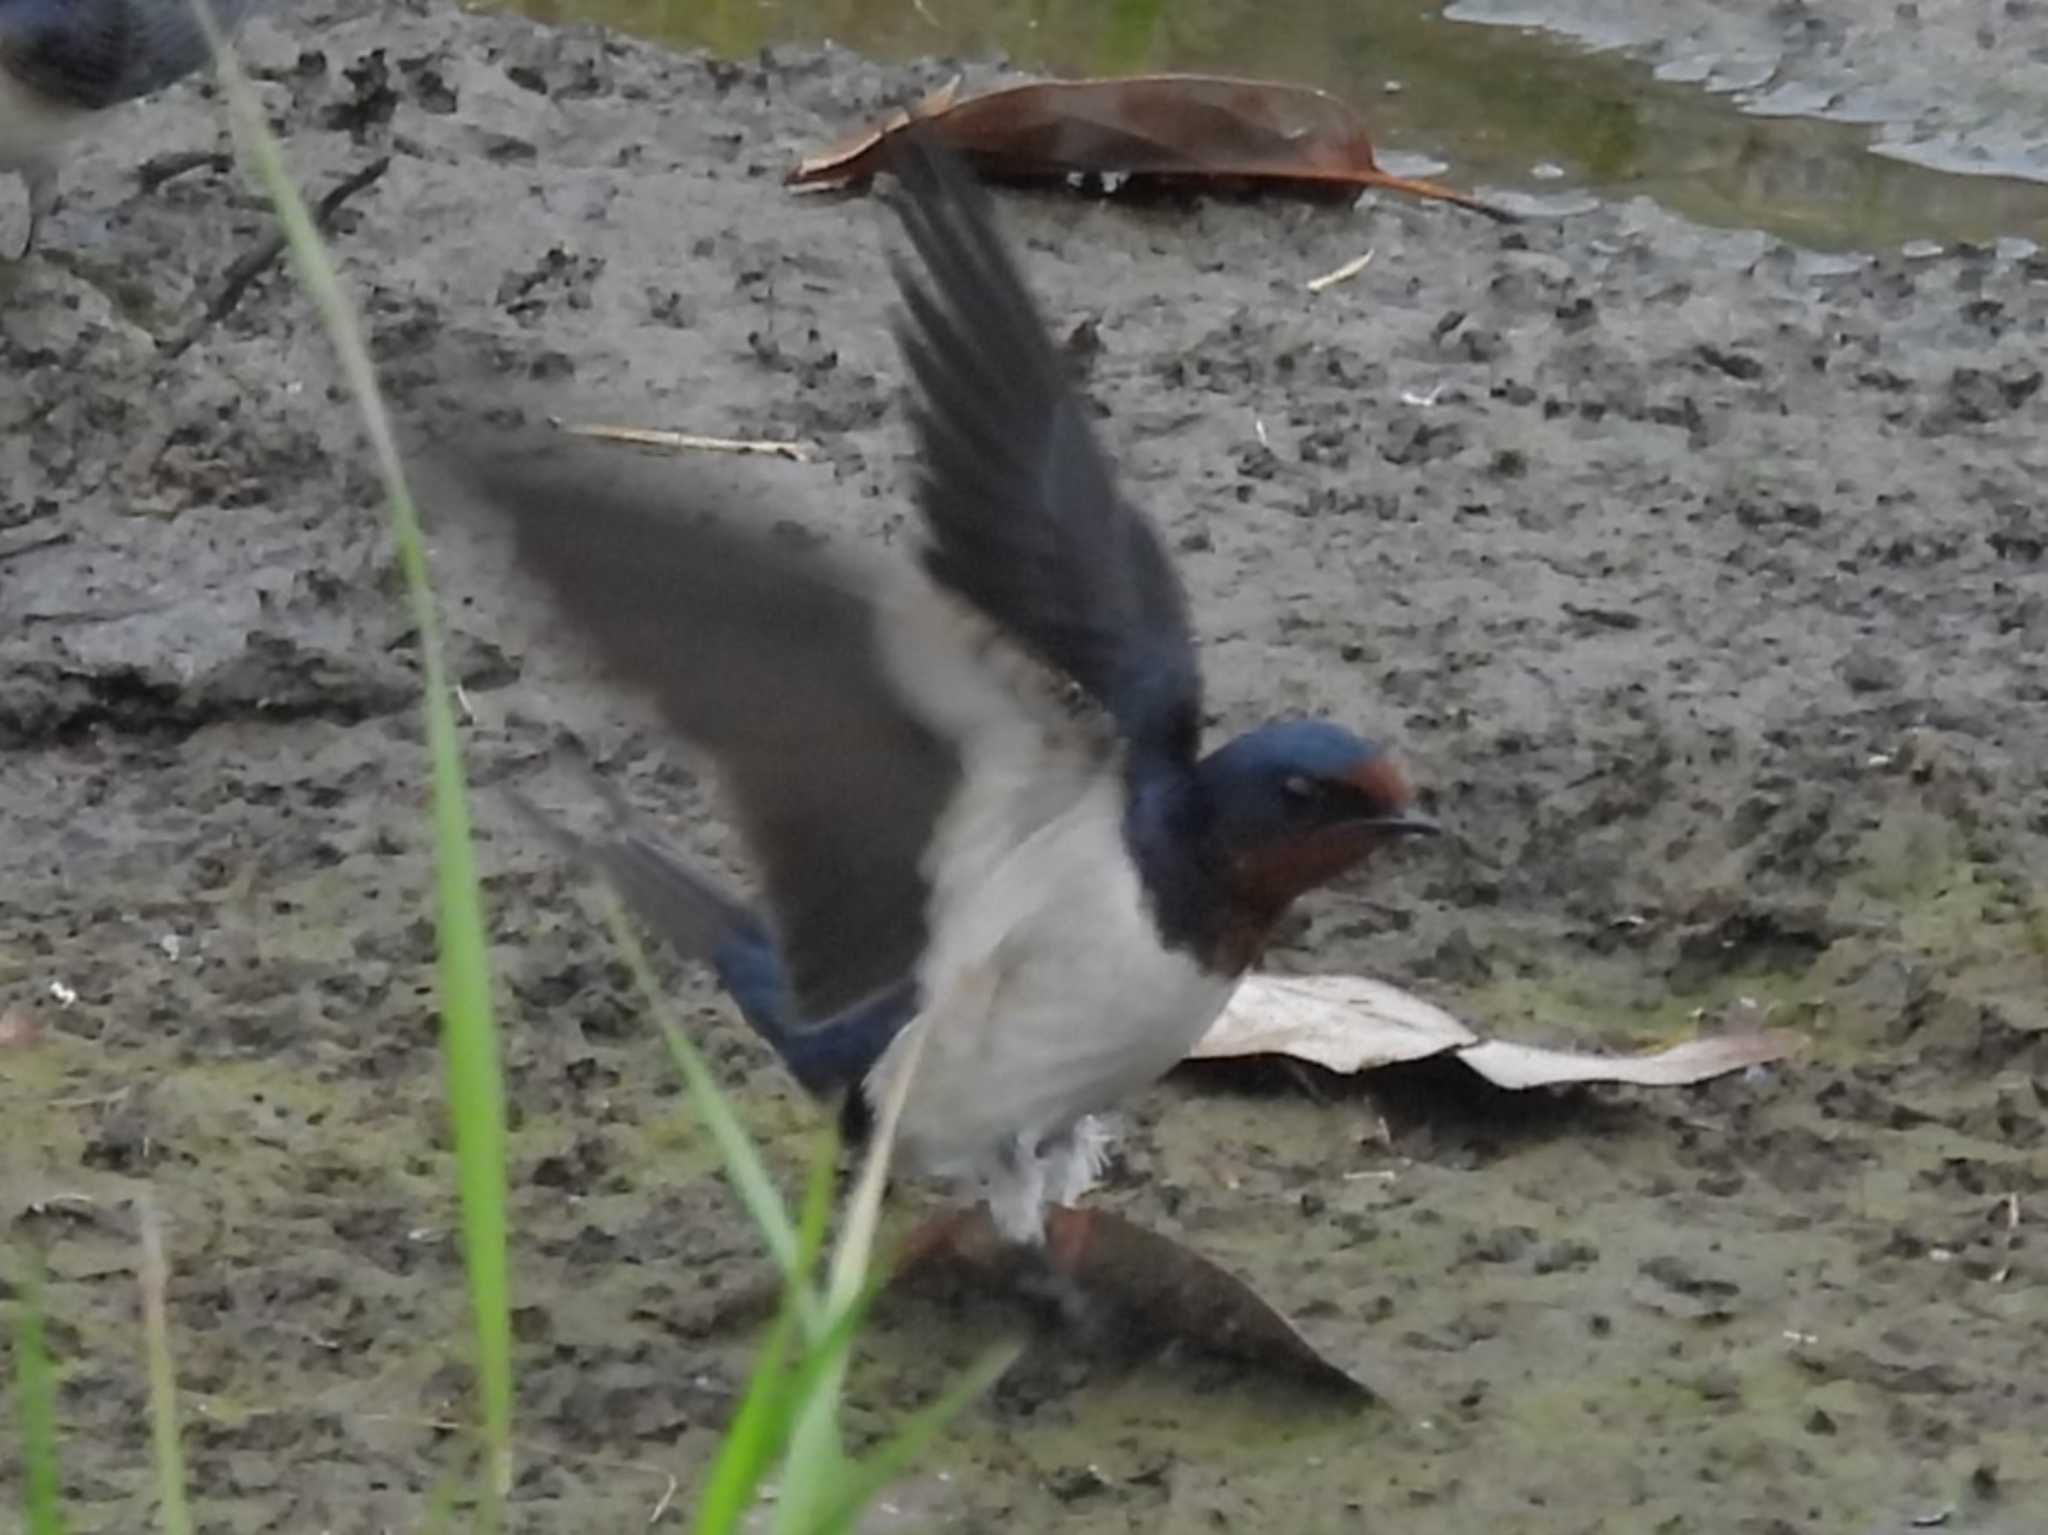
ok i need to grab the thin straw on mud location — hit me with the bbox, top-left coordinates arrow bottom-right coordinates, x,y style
552,421 -> 817,462
193,0 -> 513,1501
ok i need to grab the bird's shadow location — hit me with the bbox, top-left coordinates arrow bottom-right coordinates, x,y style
1170,1054 -> 1641,1168
695,1204 -> 1383,1413
866,1262 -> 1381,1423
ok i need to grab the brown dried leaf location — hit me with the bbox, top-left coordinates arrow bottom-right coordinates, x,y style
790,74 -> 1509,219
789,75 -> 961,187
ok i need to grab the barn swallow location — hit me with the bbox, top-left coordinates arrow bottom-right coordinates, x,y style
458,136 -> 1438,1245
0,0 -> 259,257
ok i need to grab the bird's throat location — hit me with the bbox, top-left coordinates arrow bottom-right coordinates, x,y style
1212,824 -> 1386,971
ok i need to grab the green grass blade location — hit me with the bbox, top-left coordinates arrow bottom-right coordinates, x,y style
773,961 -> 932,1532
794,1341 -> 1021,1535
688,1293 -> 802,1535
767,1336 -> 853,1533
7,1254 -> 68,1535
596,895 -> 807,1299
792,1124 -> 840,1274
135,1202 -> 192,1535
192,1 -> 513,1500
822,1015 -> 926,1318
768,1010 -> 931,1534
688,1128 -> 846,1534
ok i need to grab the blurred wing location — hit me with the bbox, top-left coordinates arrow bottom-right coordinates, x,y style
888,132 -> 1203,766
0,0 -> 260,111
443,436 -> 960,1025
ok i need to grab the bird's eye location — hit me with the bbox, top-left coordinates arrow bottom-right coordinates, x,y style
1282,774 -> 1319,803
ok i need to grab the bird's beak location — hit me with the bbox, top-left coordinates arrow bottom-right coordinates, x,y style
1341,756 -> 1440,838
1364,807 -> 1441,837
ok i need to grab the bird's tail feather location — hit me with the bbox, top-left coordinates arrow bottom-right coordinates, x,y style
506,783 -> 920,1105
503,786 -> 800,1054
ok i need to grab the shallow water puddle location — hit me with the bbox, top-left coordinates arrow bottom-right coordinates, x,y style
505,0 -> 2048,253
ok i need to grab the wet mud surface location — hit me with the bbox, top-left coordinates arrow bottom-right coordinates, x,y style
1448,0 -> 2048,185
3,1 -> 2046,1529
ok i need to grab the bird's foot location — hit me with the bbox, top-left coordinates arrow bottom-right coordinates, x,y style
887,1206 -> 981,1275
1009,1206 -> 1102,1333
1012,1252 -> 1096,1331
887,1200 -> 1113,1337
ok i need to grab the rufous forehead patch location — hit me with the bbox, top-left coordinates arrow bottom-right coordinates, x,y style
1346,753 -> 1413,814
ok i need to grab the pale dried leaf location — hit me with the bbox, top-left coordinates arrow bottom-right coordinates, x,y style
1191,972 -> 1798,1091
1456,1032 -> 1796,1090
1192,972 -> 1477,1072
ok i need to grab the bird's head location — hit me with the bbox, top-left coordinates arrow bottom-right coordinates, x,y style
1193,720 -> 1436,943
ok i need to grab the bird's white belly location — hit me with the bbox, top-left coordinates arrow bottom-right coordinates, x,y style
0,70 -> 90,173
869,768 -> 1234,1179
894,925 -> 1229,1177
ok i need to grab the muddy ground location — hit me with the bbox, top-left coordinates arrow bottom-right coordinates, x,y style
4,0 -> 2046,1530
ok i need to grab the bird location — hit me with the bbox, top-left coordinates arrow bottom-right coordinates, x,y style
451,133 -> 1439,1247
0,0 -> 260,257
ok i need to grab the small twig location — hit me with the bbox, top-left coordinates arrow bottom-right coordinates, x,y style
135,150 -> 234,195
166,155 -> 391,356
0,529 -> 69,564
25,1192 -> 100,1214
1991,1192 -> 2021,1282
20,598 -> 179,627
550,419 -> 816,463
1305,248 -> 1375,293
48,1086 -> 133,1111
647,1474 -> 679,1525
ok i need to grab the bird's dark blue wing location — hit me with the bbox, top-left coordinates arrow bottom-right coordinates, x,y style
0,0 -> 255,112
887,134 -> 1204,767
442,438 -> 960,1027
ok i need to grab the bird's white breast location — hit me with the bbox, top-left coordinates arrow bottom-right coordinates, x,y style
866,585 -> 1234,1178
0,67 -> 90,173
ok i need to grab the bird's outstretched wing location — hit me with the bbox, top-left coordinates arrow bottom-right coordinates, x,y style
441,438 -> 960,1026
887,133 -> 1204,767
0,0 -> 257,112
